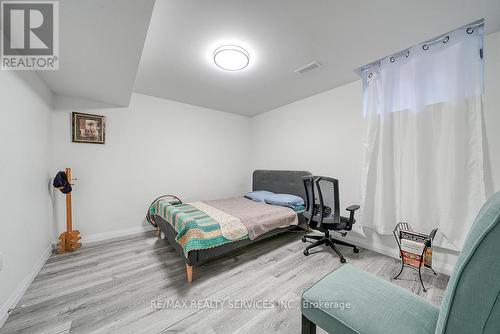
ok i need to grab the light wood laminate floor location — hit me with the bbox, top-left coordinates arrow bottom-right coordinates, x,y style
1,230 -> 449,334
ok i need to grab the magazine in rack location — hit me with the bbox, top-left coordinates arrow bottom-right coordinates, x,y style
393,222 -> 438,292
399,230 -> 433,268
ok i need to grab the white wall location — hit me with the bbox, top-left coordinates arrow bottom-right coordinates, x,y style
0,71 -> 54,325
51,93 -> 251,240
250,31 -> 500,274
251,81 -> 364,209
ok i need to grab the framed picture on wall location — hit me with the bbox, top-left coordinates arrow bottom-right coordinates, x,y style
71,112 -> 106,144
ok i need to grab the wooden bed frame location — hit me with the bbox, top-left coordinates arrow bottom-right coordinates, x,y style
157,170 -> 311,282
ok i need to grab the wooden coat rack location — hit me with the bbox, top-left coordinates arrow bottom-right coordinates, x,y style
57,168 -> 82,253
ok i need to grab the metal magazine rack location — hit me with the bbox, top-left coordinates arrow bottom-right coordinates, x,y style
393,222 -> 438,292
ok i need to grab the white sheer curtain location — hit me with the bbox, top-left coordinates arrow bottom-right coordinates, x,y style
360,23 -> 485,248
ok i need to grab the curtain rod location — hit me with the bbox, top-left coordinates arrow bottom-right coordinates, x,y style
422,21 -> 484,50
357,19 -> 484,74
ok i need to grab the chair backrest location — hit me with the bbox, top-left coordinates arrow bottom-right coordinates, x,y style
315,176 -> 340,226
302,176 -> 315,223
435,191 -> 500,334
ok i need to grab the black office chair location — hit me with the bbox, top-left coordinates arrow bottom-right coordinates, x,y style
302,176 -> 360,263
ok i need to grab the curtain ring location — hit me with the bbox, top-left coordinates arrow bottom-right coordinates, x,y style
390,57 -> 395,63
466,27 -> 474,34
405,50 -> 410,57
368,72 -> 373,78
442,36 -> 449,43
422,44 -> 429,50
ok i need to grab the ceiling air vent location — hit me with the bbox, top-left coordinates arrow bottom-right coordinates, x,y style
294,61 -> 321,74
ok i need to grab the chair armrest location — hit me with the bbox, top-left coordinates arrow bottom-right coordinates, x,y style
343,205 -> 360,231
346,205 -> 360,212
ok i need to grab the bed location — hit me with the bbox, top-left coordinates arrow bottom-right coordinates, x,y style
155,170 -> 311,282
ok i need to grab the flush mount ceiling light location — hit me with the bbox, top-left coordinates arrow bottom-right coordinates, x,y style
213,45 -> 250,71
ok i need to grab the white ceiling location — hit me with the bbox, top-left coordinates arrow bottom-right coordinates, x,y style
35,1 -> 500,114
134,0 -> 500,116
38,0 -> 155,107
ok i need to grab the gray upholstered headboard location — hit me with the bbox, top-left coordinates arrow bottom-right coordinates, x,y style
252,170 -> 312,200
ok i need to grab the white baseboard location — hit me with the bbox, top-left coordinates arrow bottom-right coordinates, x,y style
343,234 -> 456,276
429,259 -> 456,276
0,244 -> 53,329
82,225 -> 155,244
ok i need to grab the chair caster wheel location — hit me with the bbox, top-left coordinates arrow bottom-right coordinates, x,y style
353,247 -> 359,253
340,258 -> 346,264
302,236 -> 307,242
303,250 -> 309,256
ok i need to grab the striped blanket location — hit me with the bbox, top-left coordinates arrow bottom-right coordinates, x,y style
154,198 -> 249,255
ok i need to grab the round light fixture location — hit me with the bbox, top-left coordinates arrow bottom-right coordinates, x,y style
213,45 -> 249,71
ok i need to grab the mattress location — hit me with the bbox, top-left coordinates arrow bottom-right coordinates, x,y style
155,196 -> 298,254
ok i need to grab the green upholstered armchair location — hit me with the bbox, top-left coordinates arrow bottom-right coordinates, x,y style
301,191 -> 500,334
